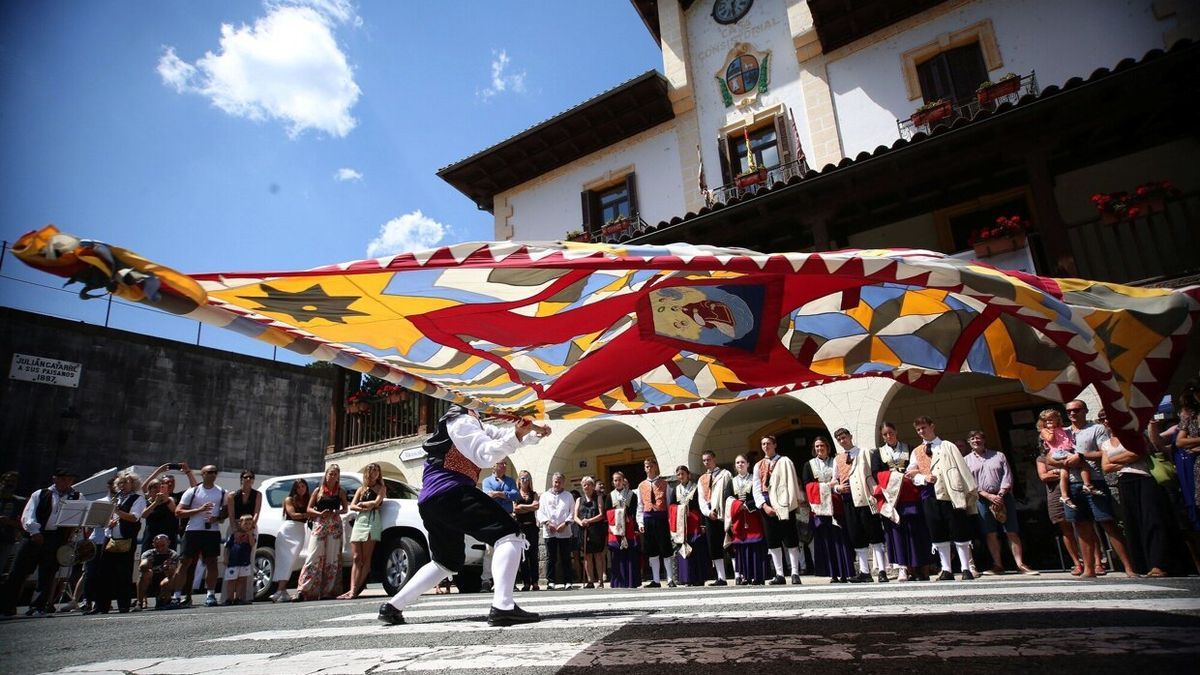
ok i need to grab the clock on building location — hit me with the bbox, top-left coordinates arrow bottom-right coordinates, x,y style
712,0 -> 753,25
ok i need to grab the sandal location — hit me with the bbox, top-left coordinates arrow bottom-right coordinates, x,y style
1070,564 -> 1084,576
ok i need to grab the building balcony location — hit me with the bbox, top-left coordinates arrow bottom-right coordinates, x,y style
571,213 -> 652,244
898,72 -> 1039,141
1065,190 -> 1199,287
705,158 -> 809,207
337,392 -> 452,452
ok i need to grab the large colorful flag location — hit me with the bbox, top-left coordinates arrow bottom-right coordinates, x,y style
12,225 -> 1198,450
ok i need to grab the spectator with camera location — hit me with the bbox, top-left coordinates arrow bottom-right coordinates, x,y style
172,464 -> 227,607
140,479 -> 178,552
137,534 -> 179,609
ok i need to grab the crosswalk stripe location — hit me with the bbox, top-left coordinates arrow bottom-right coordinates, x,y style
56,620 -> 1200,673
207,596 -> 1200,642
326,582 -> 1174,622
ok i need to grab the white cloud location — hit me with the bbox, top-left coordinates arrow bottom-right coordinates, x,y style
478,49 -> 527,101
366,211 -> 447,258
334,167 -> 362,182
157,2 -> 361,138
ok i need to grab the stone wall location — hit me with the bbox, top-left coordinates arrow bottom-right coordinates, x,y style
0,308 -> 332,495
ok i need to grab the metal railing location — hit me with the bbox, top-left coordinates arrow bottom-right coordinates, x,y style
572,213 -> 653,244
705,158 -> 809,207
341,394 -> 451,451
1064,191 -> 1199,286
898,72 -> 1039,141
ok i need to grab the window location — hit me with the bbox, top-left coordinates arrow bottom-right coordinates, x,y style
946,195 -> 1030,251
383,479 -> 419,500
597,182 -> 631,224
729,125 -> 780,176
916,42 -> 988,104
581,172 -> 639,236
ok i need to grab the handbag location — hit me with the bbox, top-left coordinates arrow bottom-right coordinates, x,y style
989,498 -> 1008,524
1149,452 -> 1177,487
105,537 -> 132,553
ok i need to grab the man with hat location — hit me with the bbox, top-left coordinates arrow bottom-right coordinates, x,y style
378,405 -> 550,627
1,468 -> 80,617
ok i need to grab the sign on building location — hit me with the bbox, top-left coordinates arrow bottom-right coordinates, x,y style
9,353 -> 82,388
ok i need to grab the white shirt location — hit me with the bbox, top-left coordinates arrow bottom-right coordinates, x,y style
536,489 -> 575,539
106,492 -> 147,539
751,455 -> 780,508
19,485 -> 73,535
696,468 -> 731,516
180,484 -> 227,532
447,414 -> 541,468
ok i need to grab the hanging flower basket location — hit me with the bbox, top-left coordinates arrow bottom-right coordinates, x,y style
735,168 -> 767,188
976,75 -> 1020,104
911,99 -> 953,127
969,215 -> 1030,257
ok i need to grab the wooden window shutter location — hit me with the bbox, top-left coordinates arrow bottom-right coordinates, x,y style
773,114 -> 792,165
580,190 -> 594,235
625,172 -> 639,220
719,135 -> 733,185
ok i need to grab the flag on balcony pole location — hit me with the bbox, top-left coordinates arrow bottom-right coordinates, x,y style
12,224 -> 1200,454
743,126 -> 757,172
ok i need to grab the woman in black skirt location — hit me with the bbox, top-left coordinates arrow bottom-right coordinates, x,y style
574,476 -> 607,588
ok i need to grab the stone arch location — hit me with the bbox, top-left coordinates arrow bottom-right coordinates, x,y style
791,378 -> 906,450
373,460 -> 408,484
515,418 -> 658,493
688,394 -> 825,469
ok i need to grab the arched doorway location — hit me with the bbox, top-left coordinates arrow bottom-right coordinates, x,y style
691,394 -> 825,473
544,420 -> 656,492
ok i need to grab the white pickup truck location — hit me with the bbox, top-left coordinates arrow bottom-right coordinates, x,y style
252,472 -> 486,600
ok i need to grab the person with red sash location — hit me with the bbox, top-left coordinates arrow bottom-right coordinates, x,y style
697,451 -> 733,586
906,416 -> 979,581
802,437 -> 855,583
726,454 -> 767,584
669,466 -> 709,586
872,421 -> 932,581
833,428 -> 888,583
753,435 -> 805,585
637,458 -> 676,588
605,471 -> 640,588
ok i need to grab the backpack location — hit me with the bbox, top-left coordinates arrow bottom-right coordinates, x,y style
178,485 -> 228,535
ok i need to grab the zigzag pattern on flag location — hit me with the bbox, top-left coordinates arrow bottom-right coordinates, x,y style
13,225 -> 1198,450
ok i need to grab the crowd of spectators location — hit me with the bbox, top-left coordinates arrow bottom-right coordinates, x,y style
2,382 -> 1198,618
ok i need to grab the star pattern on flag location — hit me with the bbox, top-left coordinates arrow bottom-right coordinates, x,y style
237,284 -> 368,324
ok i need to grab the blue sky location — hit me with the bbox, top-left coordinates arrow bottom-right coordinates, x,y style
0,0 -> 662,362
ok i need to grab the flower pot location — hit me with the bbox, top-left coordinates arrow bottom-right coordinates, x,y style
735,168 -> 767,188
602,219 -> 631,236
977,78 -> 1020,104
567,232 -> 591,243
911,101 -> 953,128
973,234 -> 1026,258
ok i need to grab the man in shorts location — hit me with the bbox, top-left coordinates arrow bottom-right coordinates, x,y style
173,465 -> 226,607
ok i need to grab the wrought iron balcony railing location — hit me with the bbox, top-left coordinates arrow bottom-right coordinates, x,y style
339,393 -> 452,452
705,158 -> 809,207
1064,190 -> 1199,287
898,72 -> 1039,141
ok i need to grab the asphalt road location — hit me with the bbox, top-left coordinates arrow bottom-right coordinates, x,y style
2,573 -> 1198,674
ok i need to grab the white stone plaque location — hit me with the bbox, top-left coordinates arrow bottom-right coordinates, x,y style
9,353 -> 82,388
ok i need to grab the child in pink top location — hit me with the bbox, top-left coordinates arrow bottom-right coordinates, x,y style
1039,409 -> 1103,509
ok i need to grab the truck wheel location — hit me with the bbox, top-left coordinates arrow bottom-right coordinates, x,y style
381,536 -> 430,596
252,547 -> 275,601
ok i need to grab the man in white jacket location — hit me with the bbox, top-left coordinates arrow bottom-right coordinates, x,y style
905,416 -> 978,581
698,450 -> 732,586
379,405 -> 549,627
752,436 -> 805,585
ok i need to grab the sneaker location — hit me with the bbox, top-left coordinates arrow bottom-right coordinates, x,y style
897,569 -> 910,582
205,596 -> 218,607
377,603 -> 405,625
791,574 -> 802,585
961,570 -> 975,581
768,575 -> 787,585
708,579 -> 727,587
936,570 -> 955,581
876,571 -> 889,583
643,581 -> 661,589
488,603 -> 540,627
480,579 -> 494,593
